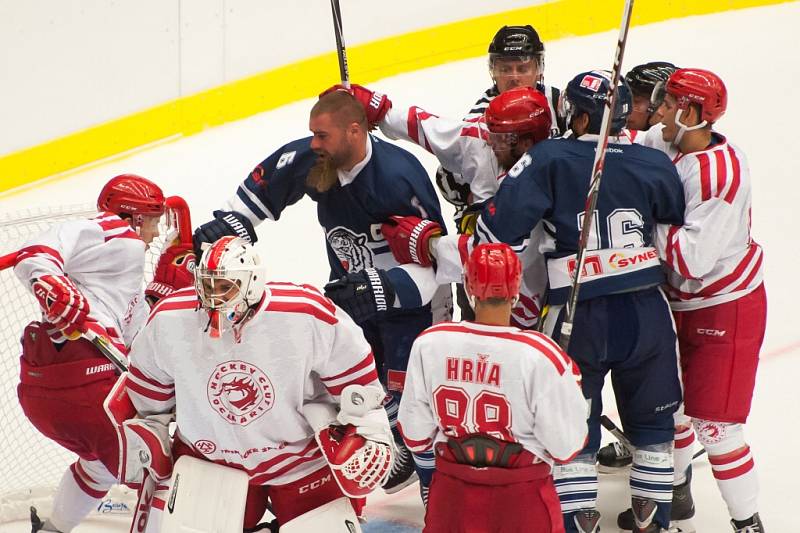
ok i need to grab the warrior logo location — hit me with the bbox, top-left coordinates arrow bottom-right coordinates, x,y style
207,360 -> 275,426
327,226 -> 374,272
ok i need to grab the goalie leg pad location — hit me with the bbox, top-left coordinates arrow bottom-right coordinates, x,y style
159,456 -> 249,533
279,497 -> 362,533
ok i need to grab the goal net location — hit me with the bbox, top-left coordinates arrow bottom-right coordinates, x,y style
0,203 -> 183,523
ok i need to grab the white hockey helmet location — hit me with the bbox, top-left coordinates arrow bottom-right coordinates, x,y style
195,236 -> 267,328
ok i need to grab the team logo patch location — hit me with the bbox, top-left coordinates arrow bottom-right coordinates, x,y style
327,226 -> 374,272
580,74 -> 604,92
194,439 -> 217,454
250,165 -> 265,185
207,360 -> 275,426
696,420 -> 726,445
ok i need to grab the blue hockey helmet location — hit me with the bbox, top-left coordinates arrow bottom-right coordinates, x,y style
561,70 -> 632,134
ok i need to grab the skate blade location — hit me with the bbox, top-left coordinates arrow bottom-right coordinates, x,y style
382,471 -> 419,494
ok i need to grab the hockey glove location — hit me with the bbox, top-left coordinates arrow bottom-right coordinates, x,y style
304,385 -> 393,498
324,268 -> 396,324
145,244 -> 196,304
320,84 -> 392,129
31,275 -> 89,339
381,216 -> 442,267
192,210 -> 257,258
120,414 -> 174,484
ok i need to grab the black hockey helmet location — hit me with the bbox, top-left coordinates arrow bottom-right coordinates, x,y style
488,25 -> 544,59
624,61 -> 678,98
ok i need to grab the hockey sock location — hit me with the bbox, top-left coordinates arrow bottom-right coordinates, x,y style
411,450 -> 435,505
673,423 -> 695,485
49,460 -> 115,531
553,454 -> 598,533
694,419 -> 759,521
631,444 -> 673,529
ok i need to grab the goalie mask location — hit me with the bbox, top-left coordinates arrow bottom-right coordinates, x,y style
195,236 -> 266,337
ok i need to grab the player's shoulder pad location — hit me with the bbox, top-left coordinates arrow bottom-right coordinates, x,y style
265,281 -> 339,325
146,287 -> 199,325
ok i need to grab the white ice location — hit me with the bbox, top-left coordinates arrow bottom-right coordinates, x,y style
1,3 -> 798,531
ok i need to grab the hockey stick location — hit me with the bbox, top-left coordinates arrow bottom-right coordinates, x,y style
329,0 -> 350,88
557,0 -> 634,352
600,415 -> 706,460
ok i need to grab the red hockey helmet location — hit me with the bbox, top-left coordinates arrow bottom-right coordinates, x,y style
465,243 -> 522,302
485,87 -> 552,143
97,174 -> 166,218
664,68 -> 727,123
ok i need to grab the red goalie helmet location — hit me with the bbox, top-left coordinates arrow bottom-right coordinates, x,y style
664,68 -> 727,123
97,174 -> 166,218
465,243 -> 522,302
485,87 -> 552,143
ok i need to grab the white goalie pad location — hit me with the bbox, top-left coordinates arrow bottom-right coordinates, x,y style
279,497 -> 362,533
160,455 -> 249,533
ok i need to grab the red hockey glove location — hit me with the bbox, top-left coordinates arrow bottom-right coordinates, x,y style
31,275 -> 89,338
381,216 -> 442,267
146,244 -> 196,303
320,84 -> 392,129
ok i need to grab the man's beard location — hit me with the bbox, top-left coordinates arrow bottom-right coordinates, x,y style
306,154 -> 339,193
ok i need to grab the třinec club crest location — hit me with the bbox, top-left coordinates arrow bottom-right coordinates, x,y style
207,360 -> 275,426
327,226 -> 374,272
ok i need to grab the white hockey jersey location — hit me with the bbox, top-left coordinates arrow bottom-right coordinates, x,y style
644,124 -> 764,310
397,321 -> 587,466
127,283 -> 381,486
14,212 -> 147,347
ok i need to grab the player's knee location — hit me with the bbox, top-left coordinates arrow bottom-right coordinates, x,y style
692,418 -> 747,456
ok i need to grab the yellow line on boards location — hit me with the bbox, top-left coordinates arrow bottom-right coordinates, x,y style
0,0 -> 792,197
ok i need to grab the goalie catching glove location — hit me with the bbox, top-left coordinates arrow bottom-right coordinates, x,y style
31,274 -> 90,339
303,385 -> 393,499
324,268 -> 396,324
381,216 -> 442,267
145,244 -> 196,304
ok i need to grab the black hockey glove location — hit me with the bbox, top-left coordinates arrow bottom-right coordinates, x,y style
324,268 -> 396,324
193,210 -> 257,257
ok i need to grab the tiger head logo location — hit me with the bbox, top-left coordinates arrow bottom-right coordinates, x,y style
327,226 -> 374,272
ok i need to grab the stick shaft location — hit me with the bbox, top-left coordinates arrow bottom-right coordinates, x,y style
329,0 -> 350,88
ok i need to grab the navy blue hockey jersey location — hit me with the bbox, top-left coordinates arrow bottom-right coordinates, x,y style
224,134 -> 446,308
474,134 -> 685,304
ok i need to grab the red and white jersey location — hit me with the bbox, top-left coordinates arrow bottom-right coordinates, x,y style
380,104 -> 502,203
127,283 -> 380,487
397,321 -> 587,466
14,212 -> 147,347
644,124 -> 764,310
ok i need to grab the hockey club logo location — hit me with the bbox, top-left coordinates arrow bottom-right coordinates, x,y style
250,164 -> 265,185
194,439 -> 217,454
696,420 -> 726,444
327,226 -> 374,272
580,74 -> 604,92
207,360 -> 275,426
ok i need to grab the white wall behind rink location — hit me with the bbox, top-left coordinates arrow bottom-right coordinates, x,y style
0,0 -> 540,156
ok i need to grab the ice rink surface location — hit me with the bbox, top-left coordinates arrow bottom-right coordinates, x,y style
1,2 -> 799,531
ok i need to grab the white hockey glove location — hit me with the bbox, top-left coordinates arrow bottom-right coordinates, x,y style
120,414 -> 174,484
302,385 -> 393,498
104,374 -> 173,484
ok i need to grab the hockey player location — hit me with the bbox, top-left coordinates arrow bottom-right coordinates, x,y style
123,236 -> 393,531
620,68 -> 765,533
192,89 -> 448,493
398,243 -> 587,532
382,70 -> 687,533
364,84 -> 552,329
13,174 -> 194,533
624,62 -> 678,132
435,24 -> 561,320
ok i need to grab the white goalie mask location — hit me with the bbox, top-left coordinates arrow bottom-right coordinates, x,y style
195,236 -> 267,336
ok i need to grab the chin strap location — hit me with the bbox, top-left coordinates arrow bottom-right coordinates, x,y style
673,108 -> 708,146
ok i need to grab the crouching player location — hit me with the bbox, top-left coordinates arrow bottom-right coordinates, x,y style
397,244 -> 588,532
118,236 -> 393,532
